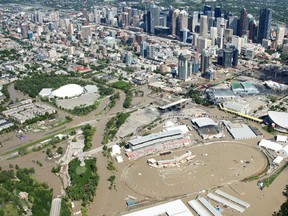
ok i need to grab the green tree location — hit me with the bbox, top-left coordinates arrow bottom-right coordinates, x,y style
56,147 -> 64,155
46,148 -> 53,158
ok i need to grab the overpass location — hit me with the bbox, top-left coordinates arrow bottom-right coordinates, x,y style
218,103 -> 263,123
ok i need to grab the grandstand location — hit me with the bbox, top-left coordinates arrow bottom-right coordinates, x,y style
126,137 -> 191,160
129,129 -> 183,151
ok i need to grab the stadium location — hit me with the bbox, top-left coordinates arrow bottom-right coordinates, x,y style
52,84 -> 84,98
268,111 -> 288,133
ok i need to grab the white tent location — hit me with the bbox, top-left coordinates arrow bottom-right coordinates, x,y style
273,156 -> 284,165
258,139 -> 283,152
276,135 -> 288,143
116,156 -> 123,163
164,125 -> 189,134
277,145 -> 288,156
111,145 -> 121,156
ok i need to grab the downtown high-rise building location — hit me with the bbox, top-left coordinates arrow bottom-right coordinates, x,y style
190,11 -> 198,33
140,41 -> 147,57
177,10 -> 188,36
258,8 -> 272,43
248,20 -> 257,42
238,8 -> 247,37
20,23 -> 29,38
276,26 -> 285,45
228,16 -> 239,36
200,15 -> 208,37
146,2 -> 160,34
210,27 -> 218,46
214,6 -> 221,18
178,53 -> 193,80
203,5 -> 212,16
170,9 -> 180,36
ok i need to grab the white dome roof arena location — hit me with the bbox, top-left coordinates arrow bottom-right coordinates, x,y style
52,84 -> 84,98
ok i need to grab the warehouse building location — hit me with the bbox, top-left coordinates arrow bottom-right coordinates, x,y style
191,117 -> 224,140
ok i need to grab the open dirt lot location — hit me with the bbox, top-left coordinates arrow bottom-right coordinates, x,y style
56,93 -> 100,110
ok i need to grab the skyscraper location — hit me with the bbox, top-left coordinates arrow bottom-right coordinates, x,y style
203,5 -> 212,16
125,52 -> 132,65
217,47 -> 238,68
248,20 -> 257,42
170,9 -> 180,36
190,11 -> 198,33
238,8 -> 247,37
178,54 -> 193,80
210,27 -> 218,46
20,23 -> 29,38
200,15 -> 208,37
228,16 -> 239,36
121,12 -> 129,28
215,6 -> 221,18
258,8 -> 272,43
140,41 -> 147,58
276,26 -> 285,45
177,10 -> 188,36
200,51 -> 210,74
147,2 -> 160,34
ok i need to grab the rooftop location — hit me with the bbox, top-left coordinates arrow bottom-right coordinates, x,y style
268,111 -> 288,129
129,129 -> 182,146
230,82 -> 242,90
123,199 -> 193,216
192,117 -> 217,128
224,121 -> 258,140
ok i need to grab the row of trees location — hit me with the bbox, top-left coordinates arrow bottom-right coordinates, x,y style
69,101 -> 99,116
24,111 -> 57,125
109,80 -> 133,108
108,92 -> 120,109
82,124 -> 96,151
102,112 -> 130,145
274,185 -> 288,215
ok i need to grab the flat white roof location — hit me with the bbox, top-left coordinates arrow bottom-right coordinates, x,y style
188,200 -> 211,216
278,145 -> 288,154
273,156 -> 284,165
123,199 -> 193,216
192,117 -> 217,128
164,125 -> 189,134
207,193 -> 245,213
39,88 -> 52,96
259,139 -> 283,152
215,190 -> 250,208
129,129 -> 182,146
268,111 -> 288,130
159,99 -> 189,110
224,122 -> 257,140
198,197 -> 222,216
276,135 -> 288,143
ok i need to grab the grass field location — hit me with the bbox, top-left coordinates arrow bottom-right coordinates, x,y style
110,80 -> 131,91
